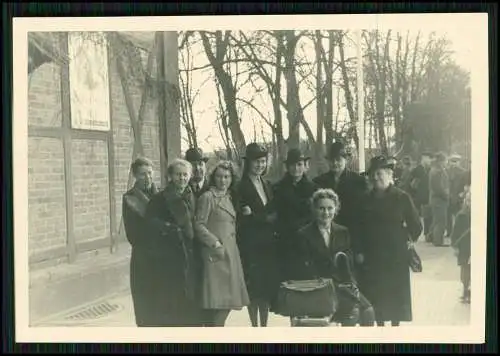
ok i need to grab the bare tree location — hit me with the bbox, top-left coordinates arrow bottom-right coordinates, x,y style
179,34 -> 200,148
337,31 -> 359,149
199,31 -> 247,157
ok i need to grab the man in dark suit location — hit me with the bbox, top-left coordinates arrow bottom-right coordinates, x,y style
185,147 -> 210,198
184,147 -> 211,325
313,142 -> 366,261
409,151 -> 433,242
447,154 -> 466,236
429,152 -> 450,247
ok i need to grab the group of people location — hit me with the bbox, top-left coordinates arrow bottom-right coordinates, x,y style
388,151 -> 472,303
122,140 -> 470,328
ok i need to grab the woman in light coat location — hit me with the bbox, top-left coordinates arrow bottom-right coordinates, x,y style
195,161 -> 249,326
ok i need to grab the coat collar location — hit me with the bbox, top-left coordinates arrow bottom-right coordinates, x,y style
125,183 -> 158,218
161,183 -> 196,227
304,222 -> 342,260
280,173 -> 311,187
243,174 -> 272,207
208,187 -> 236,218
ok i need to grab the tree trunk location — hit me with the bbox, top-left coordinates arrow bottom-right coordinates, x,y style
283,30 -> 304,149
337,31 -> 359,149
200,31 -> 246,157
324,30 -> 335,146
273,32 -> 286,175
314,30 -> 325,168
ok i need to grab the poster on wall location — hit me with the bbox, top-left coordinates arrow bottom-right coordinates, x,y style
67,32 -> 111,131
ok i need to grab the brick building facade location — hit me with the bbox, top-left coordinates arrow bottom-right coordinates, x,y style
28,32 -> 164,270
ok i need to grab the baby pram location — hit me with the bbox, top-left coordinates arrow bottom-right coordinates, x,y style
278,252 -> 361,327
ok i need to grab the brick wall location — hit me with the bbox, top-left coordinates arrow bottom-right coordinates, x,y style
28,137 -> 67,255
28,32 -> 162,267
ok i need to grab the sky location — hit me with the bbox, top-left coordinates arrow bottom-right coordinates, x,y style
180,26 -> 475,154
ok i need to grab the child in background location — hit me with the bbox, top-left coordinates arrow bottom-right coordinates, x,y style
450,188 -> 471,304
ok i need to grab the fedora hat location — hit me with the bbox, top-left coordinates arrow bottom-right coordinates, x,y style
185,147 -> 209,163
243,143 -> 268,160
449,153 -> 461,162
326,141 -> 350,160
368,155 -> 395,175
284,148 -> 310,165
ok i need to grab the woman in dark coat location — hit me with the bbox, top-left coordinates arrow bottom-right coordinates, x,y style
357,156 -> 423,327
237,143 -> 280,327
291,189 -> 375,327
451,189 -> 471,304
145,158 -> 203,326
273,148 -> 317,281
122,157 -> 159,327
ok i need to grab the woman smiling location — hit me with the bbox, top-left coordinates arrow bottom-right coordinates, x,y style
195,161 -> 249,327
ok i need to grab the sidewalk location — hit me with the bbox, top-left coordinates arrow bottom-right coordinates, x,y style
34,239 -> 470,327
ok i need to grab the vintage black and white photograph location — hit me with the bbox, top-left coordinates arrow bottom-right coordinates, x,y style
13,14 -> 488,343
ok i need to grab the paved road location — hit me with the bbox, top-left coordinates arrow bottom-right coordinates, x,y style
36,238 -> 470,327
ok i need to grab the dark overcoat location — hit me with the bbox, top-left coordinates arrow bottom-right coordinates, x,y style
409,164 -> 431,208
188,176 -> 210,307
122,183 -> 158,327
290,222 -> 370,321
357,185 -> 422,323
273,174 -> 318,279
313,169 -> 366,253
448,165 -> 467,213
236,175 -> 281,303
289,222 -> 354,282
145,184 -> 203,326
451,207 -> 471,266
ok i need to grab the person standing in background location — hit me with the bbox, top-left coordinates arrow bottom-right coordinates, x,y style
237,143 -> 280,327
185,147 -> 211,325
451,189 -> 471,304
313,141 -> 366,267
409,152 -> 434,242
398,156 -> 414,193
387,156 -> 401,186
447,154 -> 467,236
122,157 -> 159,326
428,152 -> 450,247
185,147 -> 210,198
273,148 -> 317,281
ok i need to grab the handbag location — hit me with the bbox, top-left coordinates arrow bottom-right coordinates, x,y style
275,278 -> 338,318
332,252 -> 362,313
408,244 -> 423,272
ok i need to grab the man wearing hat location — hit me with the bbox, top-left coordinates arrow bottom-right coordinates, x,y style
447,154 -> 466,235
428,152 -> 450,246
184,147 -> 211,326
185,147 -> 210,198
313,141 -> 367,257
273,148 -> 318,280
409,151 -> 434,242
